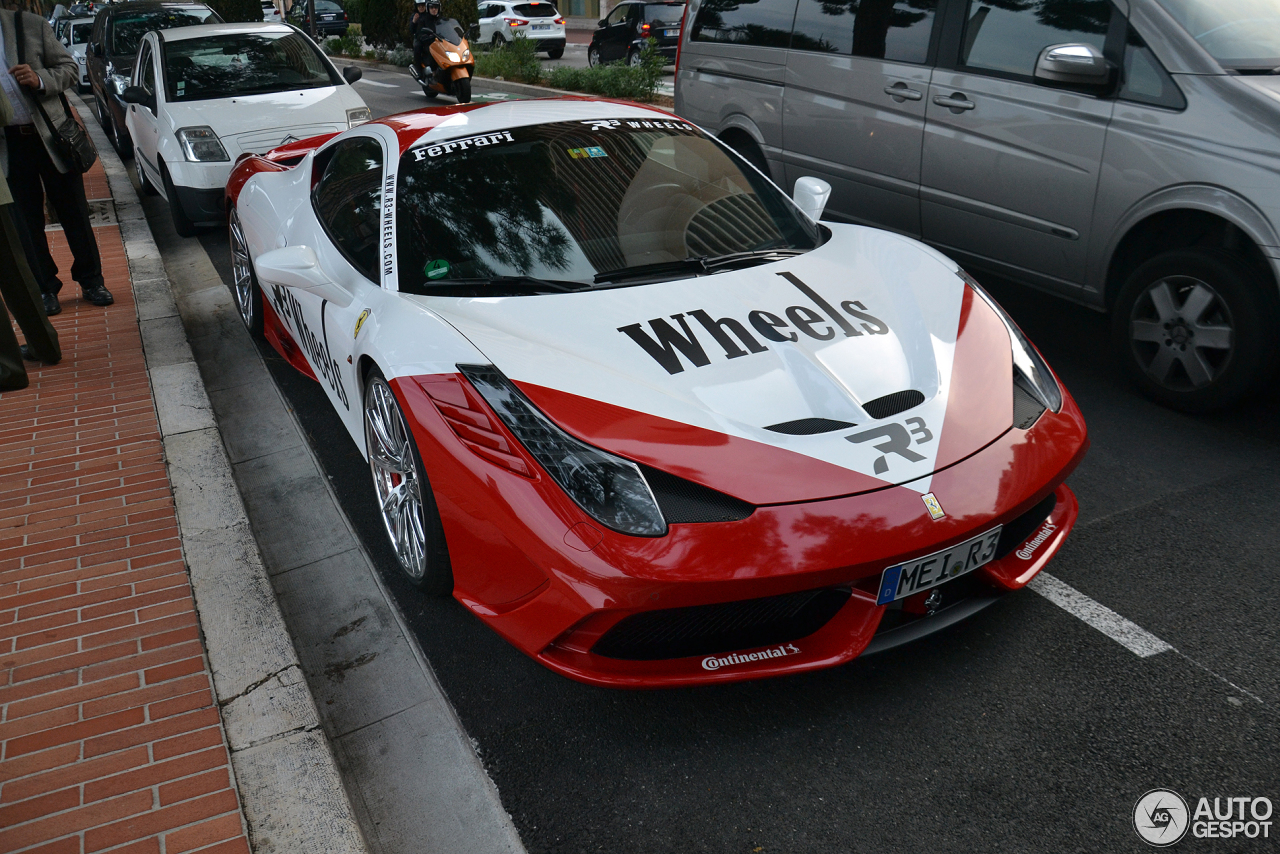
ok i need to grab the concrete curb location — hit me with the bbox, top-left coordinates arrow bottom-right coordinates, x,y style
75,93 -> 370,854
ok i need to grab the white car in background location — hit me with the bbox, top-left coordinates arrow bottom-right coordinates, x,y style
61,16 -> 95,91
478,0 -> 565,57
122,22 -> 370,237
260,0 -> 283,22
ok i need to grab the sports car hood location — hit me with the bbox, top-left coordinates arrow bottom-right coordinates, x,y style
418,226 -> 1015,505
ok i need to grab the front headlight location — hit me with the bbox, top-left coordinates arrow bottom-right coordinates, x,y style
462,49 -> 471,59
109,72 -> 130,95
76,54 -> 86,64
346,107 -> 371,127
175,126 -> 229,162
459,364 -> 668,537
444,50 -> 461,62
960,270 -> 1063,413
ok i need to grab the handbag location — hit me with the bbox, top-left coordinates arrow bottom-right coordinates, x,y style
13,11 -> 98,174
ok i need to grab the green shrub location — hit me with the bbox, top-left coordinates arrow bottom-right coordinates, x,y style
545,39 -> 665,101
389,45 -> 413,66
322,36 -> 342,54
374,47 -> 389,62
474,34 -> 542,83
362,0 -> 401,49
364,48 -> 376,59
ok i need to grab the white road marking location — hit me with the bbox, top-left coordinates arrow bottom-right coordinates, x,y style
357,79 -> 400,88
1030,572 -> 1173,658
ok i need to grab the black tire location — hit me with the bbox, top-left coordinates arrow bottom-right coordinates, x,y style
626,47 -> 643,67
160,163 -> 198,238
491,32 -> 505,49
228,206 -> 264,339
547,46 -> 563,59
587,45 -> 601,67
136,160 -> 158,196
102,99 -> 132,158
453,76 -> 471,104
363,367 -> 453,594
1111,248 -> 1278,412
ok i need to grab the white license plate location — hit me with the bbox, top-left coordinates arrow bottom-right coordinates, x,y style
875,527 -> 1002,606
664,28 -> 678,36
322,14 -> 335,19
532,23 -> 550,30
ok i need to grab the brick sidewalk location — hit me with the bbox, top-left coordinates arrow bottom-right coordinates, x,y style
1,161 -> 251,854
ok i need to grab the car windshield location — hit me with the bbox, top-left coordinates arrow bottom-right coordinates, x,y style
644,3 -> 684,24
71,21 -> 93,43
163,31 -> 342,101
396,119 -> 820,294
314,0 -> 342,10
1154,0 -> 1280,69
110,7 -> 219,56
513,3 -> 558,17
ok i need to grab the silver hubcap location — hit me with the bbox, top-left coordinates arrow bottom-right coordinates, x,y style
589,48 -> 599,65
229,210 -> 255,329
365,378 -> 428,579
1130,276 -> 1235,390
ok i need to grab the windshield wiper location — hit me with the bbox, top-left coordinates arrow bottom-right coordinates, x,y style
403,276 -> 588,296
593,248 -> 808,286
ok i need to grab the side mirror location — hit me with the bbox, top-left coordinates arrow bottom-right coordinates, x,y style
120,85 -> 148,105
598,18 -> 607,26
254,245 -> 354,307
792,176 -> 831,222
1034,43 -> 1110,86
342,65 -> 361,83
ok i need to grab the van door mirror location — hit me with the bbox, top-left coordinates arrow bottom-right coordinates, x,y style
1034,43 -> 1110,86
792,177 -> 832,222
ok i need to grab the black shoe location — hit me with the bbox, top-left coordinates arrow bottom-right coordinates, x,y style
20,344 -> 61,365
82,284 -> 114,306
42,291 -> 61,316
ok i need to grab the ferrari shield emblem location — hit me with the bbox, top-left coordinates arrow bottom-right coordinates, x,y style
922,493 -> 945,520
354,308 -> 370,339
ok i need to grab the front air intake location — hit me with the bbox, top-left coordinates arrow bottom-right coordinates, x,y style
864,390 -> 925,419
641,466 -> 754,524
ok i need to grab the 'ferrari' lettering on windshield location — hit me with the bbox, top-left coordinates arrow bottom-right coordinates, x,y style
269,284 -> 350,410
617,273 -> 891,375
414,131 -> 514,160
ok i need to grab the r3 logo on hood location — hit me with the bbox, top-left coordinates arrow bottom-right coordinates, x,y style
618,272 -> 890,376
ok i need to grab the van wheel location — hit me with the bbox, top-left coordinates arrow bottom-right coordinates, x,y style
722,132 -> 769,177
1112,249 -> 1277,412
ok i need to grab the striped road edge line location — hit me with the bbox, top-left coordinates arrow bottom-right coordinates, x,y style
1029,572 -> 1174,658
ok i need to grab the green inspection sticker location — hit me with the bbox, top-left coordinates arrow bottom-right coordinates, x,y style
424,259 -> 450,280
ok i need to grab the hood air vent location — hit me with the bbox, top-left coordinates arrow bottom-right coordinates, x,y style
1013,376 -> 1047,429
864,390 -> 925,420
764,418 -> 856,436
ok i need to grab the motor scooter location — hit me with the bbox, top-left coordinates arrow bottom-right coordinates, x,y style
408,18 -> 475,103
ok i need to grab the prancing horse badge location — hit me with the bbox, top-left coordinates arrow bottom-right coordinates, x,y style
922,493 -> 946,520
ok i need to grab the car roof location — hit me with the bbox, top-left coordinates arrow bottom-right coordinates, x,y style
373,97 -> 682,156
157,21 -> 297,41
68,15 -> 95,22
101,0 -> 214,12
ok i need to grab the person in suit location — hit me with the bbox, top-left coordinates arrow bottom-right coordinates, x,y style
0,4 -> 112,318
0,85 -> 60,392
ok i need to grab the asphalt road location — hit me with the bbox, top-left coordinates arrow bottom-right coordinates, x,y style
184,96 -> 1280,852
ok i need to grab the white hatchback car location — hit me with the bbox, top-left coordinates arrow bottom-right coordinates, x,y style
60,16 -> 94,91
122,22 -> 371,236
478,0 -> 565,57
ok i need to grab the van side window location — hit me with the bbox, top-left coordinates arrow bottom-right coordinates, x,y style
961,0 -> 1109,77
690,0 -> 799,47
1120,28 -> 1186,109
790,0 -> 937,62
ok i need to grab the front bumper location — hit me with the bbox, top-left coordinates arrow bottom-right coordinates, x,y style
394,373 -> 1089,689
172,184 -> 225,227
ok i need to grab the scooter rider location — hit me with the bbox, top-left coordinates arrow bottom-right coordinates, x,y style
411,0 -> 442,78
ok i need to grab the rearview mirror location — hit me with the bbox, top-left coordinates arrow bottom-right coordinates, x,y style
342,65 -> 362,83
1034,43 -> 1110,86
792,177 -> 831,222
254,245 -> 354,307
598,17 -> 606,26
120,85 -> 150,108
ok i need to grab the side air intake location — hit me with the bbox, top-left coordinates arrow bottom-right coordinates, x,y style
764,418 -> 856,435
640,466 -> 755,524
864,390 -> 925,419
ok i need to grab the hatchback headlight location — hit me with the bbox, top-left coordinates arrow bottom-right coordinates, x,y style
175,126 -> 229,162
459,364 -> 667,537
75,53 -> 86,64
960,270 -> 1062,413
109,72 -> 130,95
346,107 -> 371,127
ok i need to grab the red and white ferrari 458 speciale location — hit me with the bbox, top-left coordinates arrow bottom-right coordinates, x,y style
225,98 -> 1088,688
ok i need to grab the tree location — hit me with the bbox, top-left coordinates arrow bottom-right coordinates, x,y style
207,0 -> 265,22
362,0 -> 400,48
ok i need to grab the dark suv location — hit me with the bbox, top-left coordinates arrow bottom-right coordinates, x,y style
291,0 -> 349,39
87,0 -> 220,156
588,1 -> 683,66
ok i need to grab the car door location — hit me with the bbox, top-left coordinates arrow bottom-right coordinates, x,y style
782,0 -> 940,237
273,135 -> 386,437
600,3 -> 632,61
919,0 -> 1120,292
478,4 -> 497,42
127,39 -> 162,188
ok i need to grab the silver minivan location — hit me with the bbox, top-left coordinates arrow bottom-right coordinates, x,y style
675,0 -> 1280,411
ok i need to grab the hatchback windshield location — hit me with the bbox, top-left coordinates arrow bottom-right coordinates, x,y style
513,3 -> 558,17
110,7 -> 219,56
1154,0 -> 1280,69
396,119 -> 820,294
163,31 -> 341,101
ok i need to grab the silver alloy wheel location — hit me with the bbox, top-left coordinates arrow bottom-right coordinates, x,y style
627,48 -> 643,66
228,209 -> 255,330
1129,276 -> 1236,390
365,376 -> 429,580
588,45 -> 600,66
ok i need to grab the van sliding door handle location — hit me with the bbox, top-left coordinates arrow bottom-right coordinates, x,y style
883,84 -> 923,102
933,93 -> 976,112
